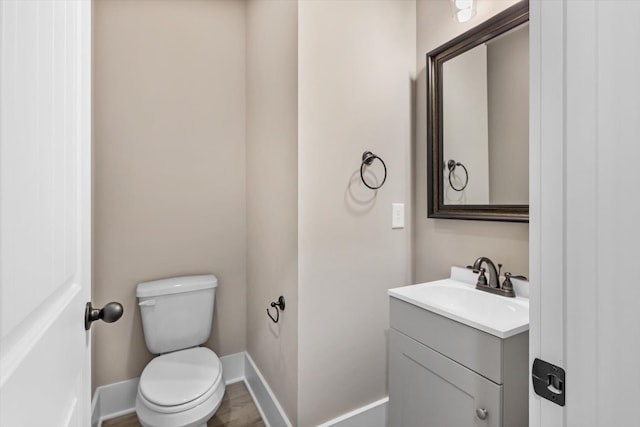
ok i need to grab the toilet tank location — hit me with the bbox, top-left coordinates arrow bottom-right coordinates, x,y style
136,274 -> 218,354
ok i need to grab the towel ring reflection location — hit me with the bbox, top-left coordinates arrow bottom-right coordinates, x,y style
360,151 -> 387,190
447,159 -> 468,192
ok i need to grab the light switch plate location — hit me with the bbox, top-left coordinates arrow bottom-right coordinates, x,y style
392,203 -> 404,229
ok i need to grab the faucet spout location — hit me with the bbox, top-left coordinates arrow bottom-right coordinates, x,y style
472,257 -> 499,289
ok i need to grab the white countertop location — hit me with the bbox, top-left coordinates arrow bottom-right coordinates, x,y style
388,266 -> 529,339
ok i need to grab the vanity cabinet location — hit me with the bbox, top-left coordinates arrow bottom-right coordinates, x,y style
388,297 -> 528,427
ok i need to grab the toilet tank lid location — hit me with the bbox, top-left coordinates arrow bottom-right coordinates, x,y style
136,274 -> 218,298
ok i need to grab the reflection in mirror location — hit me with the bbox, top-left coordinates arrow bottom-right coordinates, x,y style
427,0 -> 529,222
442,23 -> 528,206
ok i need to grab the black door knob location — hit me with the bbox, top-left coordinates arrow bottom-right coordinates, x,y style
84,301 -> 124,330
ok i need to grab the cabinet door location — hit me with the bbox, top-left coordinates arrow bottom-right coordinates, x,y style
389,330 -> 502,427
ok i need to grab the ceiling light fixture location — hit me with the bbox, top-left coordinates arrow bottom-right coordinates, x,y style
451,0 -> 477,23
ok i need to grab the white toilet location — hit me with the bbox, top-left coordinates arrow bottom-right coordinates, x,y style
135,274 -> 225,427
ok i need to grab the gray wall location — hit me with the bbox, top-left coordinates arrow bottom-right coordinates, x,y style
246,2 -> 415,424
414,0 -> 529,283
246,0 -> 299,423
297,1 -> 415,425
92,0 -> 247,391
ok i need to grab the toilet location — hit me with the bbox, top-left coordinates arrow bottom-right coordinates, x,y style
135,274 -> 225,427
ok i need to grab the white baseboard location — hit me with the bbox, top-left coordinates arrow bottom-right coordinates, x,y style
317,397 -> 388,427
243,353 -> 294,427
91,377 -> 139,427
220,351 -> 245,384
91,351 -> 292,427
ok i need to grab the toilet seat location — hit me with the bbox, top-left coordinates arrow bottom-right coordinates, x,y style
138,347 -> 223,414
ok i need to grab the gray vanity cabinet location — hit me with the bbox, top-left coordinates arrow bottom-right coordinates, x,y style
389,329 -> 502,427
388,297 -> 528,427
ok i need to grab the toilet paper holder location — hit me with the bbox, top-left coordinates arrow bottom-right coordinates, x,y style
267,296 -> 285,323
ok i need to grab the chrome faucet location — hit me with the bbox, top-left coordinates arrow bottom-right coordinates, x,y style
472,256 -> 516,297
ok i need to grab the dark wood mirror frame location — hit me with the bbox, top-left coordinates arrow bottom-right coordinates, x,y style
427,0 -> 529,222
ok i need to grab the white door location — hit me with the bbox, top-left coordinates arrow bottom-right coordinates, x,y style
0,1 -> 92,426
530,1 -> 640,426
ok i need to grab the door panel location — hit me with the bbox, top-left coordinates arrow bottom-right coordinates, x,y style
0,1 -> 92,425
531,1 -> 640,425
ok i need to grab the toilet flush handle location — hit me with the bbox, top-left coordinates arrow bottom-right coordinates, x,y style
138,300 -> 156,307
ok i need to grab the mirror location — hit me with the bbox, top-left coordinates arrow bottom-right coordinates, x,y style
427,1 -> 529,222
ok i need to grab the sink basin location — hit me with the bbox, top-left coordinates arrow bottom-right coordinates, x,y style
388,267 -> 529,338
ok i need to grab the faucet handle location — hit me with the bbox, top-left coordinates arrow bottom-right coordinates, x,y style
502,272 -> 514,291
477,268 -> 488,287
499,272 -> 517,297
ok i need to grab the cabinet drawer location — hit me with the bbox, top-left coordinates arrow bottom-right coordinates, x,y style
389,329 -> 502,427
390,296 -> 503,383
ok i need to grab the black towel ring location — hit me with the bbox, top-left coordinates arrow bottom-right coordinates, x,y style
267,296 -> 285,323
360,151 -> 387,190
447,159 -> 469,192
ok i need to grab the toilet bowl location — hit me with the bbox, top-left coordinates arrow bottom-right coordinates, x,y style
135,275 -> 225,427
135,347 -> 225,427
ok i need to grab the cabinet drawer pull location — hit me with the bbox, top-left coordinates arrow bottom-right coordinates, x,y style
476,408 -> 488,420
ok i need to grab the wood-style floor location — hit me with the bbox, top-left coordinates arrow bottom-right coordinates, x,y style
102,381 -> 265,427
